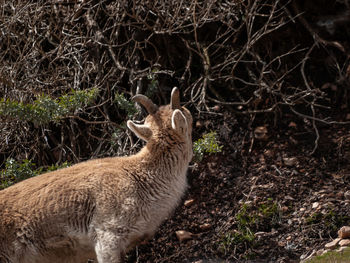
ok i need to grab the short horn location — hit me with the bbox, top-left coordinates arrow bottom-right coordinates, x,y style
132,94 -> 158,115
170,87 -> 181,110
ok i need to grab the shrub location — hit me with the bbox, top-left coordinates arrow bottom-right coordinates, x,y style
193,131 -> 223,161
0,88 -> 98,125
114,92 -> 137,118
0,159 -> 69,190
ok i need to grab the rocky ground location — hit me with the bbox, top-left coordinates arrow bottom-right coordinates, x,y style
126,110 -> 350,262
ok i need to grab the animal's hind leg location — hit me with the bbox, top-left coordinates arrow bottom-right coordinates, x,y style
94,230 -> 123,263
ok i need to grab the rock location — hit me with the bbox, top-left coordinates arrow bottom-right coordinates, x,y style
281,206 -> 288,212
339,239 -> 350,247
324,237 -> 341,249
344,190 -> 350,200
254,126 -> 268,141
199,223 -> 211,231
176,230 -> 193,242
312,202 -> 319,209
338,226 -> 350,239
195,120 -> 203,128
288,121 -> 297,128
212,105 -> 220,112
283,157 -> 298,167
316,249 -> 324,256
184,199 -> 195,207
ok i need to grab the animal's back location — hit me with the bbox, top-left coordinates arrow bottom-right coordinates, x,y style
0,157 -> 128,263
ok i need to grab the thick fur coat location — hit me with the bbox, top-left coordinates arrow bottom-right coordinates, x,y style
0,88 -> 193,263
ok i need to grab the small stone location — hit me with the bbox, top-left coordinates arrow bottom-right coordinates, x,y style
316,249 -> 324,256
254,126 -> 268,141
184,199 -> 195,207
339,239 -> 350,247
344,190 -> 350,200
199,223 -> 211,231
195,120 -> 202,128
338,226 -> 350,239
300,207 -> 306,212
212,105 -> 220,112
175,230 -> 193,242
288,121 -> 297,128
281,206 -> 288,212
283,157 -> 298,167
324,237 -> 341,249
312,202 -> 319,209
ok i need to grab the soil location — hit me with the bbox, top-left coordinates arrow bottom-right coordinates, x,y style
126,111 -> 350,263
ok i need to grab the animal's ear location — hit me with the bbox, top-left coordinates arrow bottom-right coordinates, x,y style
127,120 -> 152,142
171,109 -> 188,135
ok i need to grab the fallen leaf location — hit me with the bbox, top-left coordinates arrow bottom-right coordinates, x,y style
176,230 -> 193,242
184,199 -> 195,207
199,223 -> 211,231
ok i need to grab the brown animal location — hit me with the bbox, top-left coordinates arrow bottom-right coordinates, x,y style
0,87 -> 193,263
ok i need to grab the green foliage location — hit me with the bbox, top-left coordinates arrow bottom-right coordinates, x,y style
0,88 -> 98,125
219,200 -> 281,256
306,211 -> 350,233
236,204 -> 257,231
114,92 -> 137,118
219,230 -> 255,256
258,201 -> 280,226
0,159 -> 69,190
193,131 -> 223,161
44,162 -> 70,173
0,159 -> 37,189
306,247 -> 350,263
146,70 -> 159,97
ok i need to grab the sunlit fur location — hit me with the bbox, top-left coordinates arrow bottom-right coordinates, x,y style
0,90 -> 193,263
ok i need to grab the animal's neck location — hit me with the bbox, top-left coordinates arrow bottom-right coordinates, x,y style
136,137 -> 189,171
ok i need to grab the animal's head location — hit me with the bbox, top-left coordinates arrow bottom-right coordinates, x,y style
127,87 -> 193,160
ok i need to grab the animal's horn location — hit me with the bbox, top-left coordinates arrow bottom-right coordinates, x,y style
132,94 -> 158,115
170,87 -> 180,110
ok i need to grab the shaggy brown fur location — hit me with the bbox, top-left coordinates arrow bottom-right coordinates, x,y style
0,87 -> 193,263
